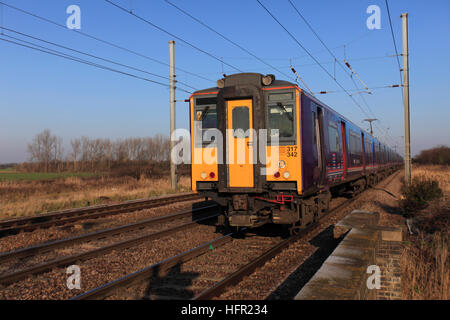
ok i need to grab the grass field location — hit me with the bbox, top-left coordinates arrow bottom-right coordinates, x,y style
0,170 -> 99,181
0,173 -> 191,219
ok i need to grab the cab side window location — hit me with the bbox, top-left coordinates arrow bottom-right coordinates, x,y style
194,97 -> 218,147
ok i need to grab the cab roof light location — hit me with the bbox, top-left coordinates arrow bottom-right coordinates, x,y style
262,74 -> 275,86
217,79 -> 225,88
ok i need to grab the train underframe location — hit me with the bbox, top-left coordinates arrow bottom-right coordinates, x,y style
200,166 -> 399,235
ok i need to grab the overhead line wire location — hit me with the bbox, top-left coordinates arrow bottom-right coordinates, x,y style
105,0 -> 243,73
255,0 -> 371,119
258,0 -> 396,148
219,32 -> 374,62
385,0 -> 404,100
287,0 -> 372,94
287,0 -> 397,147
316,84 -> 401,95
0,26 -> 197,91
0,1 -> 214,83
163,0 -> 298,83
0,35 -> 192,93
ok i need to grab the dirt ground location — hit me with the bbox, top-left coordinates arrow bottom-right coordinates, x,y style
349,170 -> 405,227
348,165 -> 449,228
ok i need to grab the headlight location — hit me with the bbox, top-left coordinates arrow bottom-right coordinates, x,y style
278,160 -> 286,168
262,74 -> 275,86
201,172 -> 207,179
283,171 -> 290,179
217,79 -> 225,88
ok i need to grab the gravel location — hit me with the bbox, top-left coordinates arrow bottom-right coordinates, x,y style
0,222 -> 219,300
0,199 -> 205,253
0,172 -> 403,300
215,171 -> 403,300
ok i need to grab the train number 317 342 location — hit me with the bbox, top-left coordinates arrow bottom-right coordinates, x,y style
287,146 -> 298,157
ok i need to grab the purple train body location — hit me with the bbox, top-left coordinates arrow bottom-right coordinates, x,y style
189,73 -> 402,232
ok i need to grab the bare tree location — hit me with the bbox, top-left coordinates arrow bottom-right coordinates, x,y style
27,135 -> 42,169
54,136 -> 64,172
27,129 -> 57,172
70,139 -> 81,171
80,136 -> 90,171
25,131 -> 172,173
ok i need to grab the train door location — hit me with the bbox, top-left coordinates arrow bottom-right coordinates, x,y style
340,121 -> 348,178
361,132 -> 366,174
365,137 -> 373,172
226,99 -> 254,188
312,106 -> 325,185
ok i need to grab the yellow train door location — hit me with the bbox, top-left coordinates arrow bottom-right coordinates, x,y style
226,99 -> 254,188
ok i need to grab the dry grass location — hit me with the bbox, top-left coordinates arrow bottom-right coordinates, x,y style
0,175 -> 191,219
402,229 -> 449,300
411,165 -> 450,196
401,165 -> 449,300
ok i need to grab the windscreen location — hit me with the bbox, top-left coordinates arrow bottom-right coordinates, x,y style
266,91 -> 296,144
194,96 -> 218,146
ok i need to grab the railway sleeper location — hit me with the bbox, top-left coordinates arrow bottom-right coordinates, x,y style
217,167 -> 398,232
219,190 -> 332,234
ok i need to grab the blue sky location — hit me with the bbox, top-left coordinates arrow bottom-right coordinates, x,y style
0,0 -> 449,163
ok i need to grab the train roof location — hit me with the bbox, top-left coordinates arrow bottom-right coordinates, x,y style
192,73 -> 296,94
191,73 -> 400,157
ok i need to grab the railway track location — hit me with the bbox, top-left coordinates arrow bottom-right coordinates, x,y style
0,192 -> 203,237
193,196 -> 357,300
211,169 -> 402,300
0,171 -> 399,299
0,203 -> 219,286
72,171 -> 400,300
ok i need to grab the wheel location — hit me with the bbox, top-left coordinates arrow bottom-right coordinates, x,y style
229,226 -> 242,234
289,222 -> 302,236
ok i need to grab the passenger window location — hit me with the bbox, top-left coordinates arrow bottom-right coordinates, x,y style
268,104 -> 294,139
328,122 -> 340,153
232,107 -> 249,138
366,140 -> 372,162
349,131 -> 362,155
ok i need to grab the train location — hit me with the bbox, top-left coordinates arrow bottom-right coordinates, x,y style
189,73 -> 402,234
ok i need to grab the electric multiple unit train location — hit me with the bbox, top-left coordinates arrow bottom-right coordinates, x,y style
189,73 -> 402,234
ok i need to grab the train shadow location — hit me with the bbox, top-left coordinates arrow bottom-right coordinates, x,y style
214,222 -> 290,239
245,223 -> 291,239
373,200 -> 403,216
190,200 -> 220,227
141,263 -> 200,300
265,225 -> 344,300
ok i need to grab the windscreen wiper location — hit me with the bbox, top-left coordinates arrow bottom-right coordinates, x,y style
200,106 -> 210,121
276,102 -> 293,121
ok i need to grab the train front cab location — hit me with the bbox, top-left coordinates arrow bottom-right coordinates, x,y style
190,74 -> 304,228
